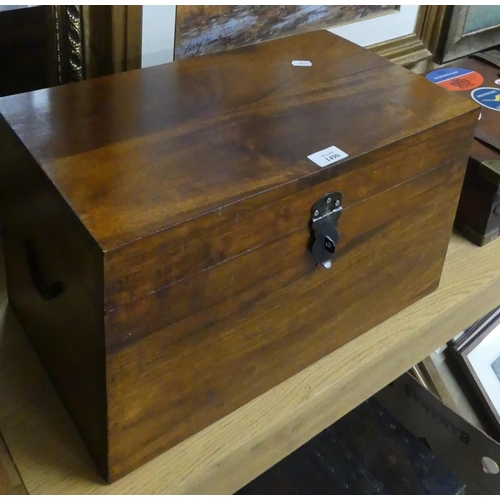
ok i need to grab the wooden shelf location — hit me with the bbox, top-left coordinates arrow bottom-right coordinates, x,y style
1,231 -> 500,493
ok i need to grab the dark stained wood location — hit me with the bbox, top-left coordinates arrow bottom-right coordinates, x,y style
0,6 -> 52,97
0,31 -> 389,166
0,119 -> 104,306
0,31 -> 479,482
104,113 -> 477,310
0,131 -> 108,478
455,181 -> 500,245
0,30 -> 478,309
105,156 -> 469,480
0,192 -> 108,479
105,117 -> 478,352
0,32 -> 474,252
0,121 -> 107,477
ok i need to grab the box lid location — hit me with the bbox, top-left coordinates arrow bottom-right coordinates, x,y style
0,31 -> 479,308
0,31 -> 477,251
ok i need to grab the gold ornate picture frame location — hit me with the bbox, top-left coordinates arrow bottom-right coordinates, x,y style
46,5 -> 142,85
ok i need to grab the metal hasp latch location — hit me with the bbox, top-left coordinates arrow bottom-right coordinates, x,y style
310,192 -> 343,269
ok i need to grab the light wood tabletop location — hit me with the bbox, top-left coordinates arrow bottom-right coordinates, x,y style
0,230 -> 499,494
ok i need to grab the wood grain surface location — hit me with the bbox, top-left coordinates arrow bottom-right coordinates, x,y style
105,157 -> 468,479
104,114 -> 476,309
0,31 -> 476,253
0,121 -> 107,476
0,232 -> 500,493
0,30 -> 480,481
0,119 -> 478,481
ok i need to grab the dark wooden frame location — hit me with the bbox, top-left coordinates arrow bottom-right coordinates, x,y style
426,6 -> 500,64
82,6 -> 143,79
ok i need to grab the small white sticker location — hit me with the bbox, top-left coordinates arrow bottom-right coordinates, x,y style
307,145 -> 348,168
292,60 -> 312,67
495,79 -> 500,85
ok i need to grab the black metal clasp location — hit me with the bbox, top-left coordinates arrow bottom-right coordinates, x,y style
310,192 -> 342,269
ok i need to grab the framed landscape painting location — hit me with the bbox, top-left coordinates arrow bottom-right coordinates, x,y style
174,5 -> 396,60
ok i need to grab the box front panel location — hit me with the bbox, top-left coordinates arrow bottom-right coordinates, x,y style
104,115 -> 477,334
102,95 -> 479,310
105,153 -> 468,481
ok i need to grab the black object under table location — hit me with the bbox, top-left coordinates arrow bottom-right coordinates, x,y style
237,398 -> 464,495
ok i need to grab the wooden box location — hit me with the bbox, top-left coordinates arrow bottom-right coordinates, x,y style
426,54 -> 500,246
0,31 -> 478,482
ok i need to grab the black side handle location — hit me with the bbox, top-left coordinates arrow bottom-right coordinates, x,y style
23,239 -> 64,301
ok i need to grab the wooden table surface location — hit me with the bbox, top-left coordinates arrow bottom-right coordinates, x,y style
1,230 -> 500,494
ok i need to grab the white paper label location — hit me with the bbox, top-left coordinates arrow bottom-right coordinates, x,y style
292,60 -> 312,67
495,78 -> 500,85
307,145 -> 348,168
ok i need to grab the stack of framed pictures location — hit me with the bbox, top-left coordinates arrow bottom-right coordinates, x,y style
449,306 -> 500,436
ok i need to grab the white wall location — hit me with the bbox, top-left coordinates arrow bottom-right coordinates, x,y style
141,5 -> 176,68
141,5 -> 420,68
329,5 -> 419,46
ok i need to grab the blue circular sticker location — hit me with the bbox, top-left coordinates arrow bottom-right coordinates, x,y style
426,67 -> 483,91
471,87 -> 500,111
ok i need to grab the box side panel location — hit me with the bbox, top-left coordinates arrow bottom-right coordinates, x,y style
105,149 -> 470,481
104,114 -> 478,311
0,122 -> 109,478
0,117 -> 104,306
